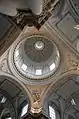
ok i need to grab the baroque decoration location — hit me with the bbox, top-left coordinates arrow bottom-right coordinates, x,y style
0,0 -> 79,118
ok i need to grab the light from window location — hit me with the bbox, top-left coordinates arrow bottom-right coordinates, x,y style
74,25 -> 79,30
71,99 -> 76,106
21,104 -> 28,117
6,117 -> 12,119
1,97 -> 6,103
36,69 -> 42,75
49,105 -> 56,119
50,63 -> 55,71
15,50 -> 19,57
21,64 -> 27,71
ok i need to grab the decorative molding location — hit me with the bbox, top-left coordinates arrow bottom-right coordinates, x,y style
0,53 -> 11,74
31,90 -> 42,113
61,53 -> 79,75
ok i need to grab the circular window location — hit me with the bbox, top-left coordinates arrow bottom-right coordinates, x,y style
13,35 -> 60,80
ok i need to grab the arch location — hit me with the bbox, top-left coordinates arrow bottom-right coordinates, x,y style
0,70 -> 32,103
42,70 -> 79,105
42,70 -> 79,119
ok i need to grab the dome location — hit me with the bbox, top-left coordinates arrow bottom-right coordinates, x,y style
13,35 -> 60,79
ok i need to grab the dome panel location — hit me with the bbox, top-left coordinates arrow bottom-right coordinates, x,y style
13,35 -> 60,80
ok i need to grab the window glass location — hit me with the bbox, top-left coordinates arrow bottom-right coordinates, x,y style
21,104 -> 28,117
49,105 -> 56,119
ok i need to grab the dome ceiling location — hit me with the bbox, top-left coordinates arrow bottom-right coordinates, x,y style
0,0 -> 79,117
13,35 -> 60,80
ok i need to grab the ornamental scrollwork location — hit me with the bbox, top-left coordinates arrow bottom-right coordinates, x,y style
61,53 -> 79,74
0,57 -> 10,74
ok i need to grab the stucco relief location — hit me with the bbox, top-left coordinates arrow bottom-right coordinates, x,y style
0,55 -> 10,74
61,53 -> 79,75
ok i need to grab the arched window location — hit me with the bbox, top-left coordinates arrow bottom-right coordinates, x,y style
21,103 -> 29,117
49,105 -> 56,119
48,102 -> 60,119
0,90 -> 15,119
19,100 -> 29,119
